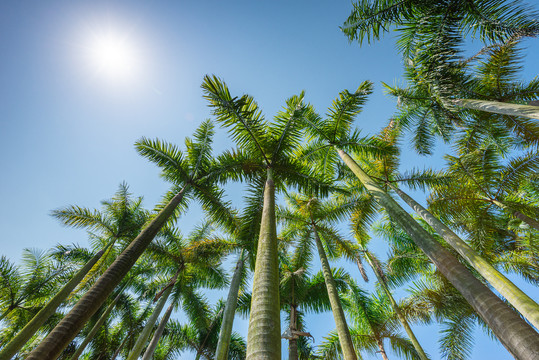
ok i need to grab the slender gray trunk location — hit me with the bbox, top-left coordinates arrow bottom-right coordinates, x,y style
126,285 -> 174,360
337,148 -> 539,360
0,246 -> 107,360
363,250 -> 429,360
312,224 -> 357,360
26,187 -> 187,360
288,305 -> 298,360
215,250 -> 245,360
453,98 -> 539,120
394,185 -> 539,330
141,302 -> 174,360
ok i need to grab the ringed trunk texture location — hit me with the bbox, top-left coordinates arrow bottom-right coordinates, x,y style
214,250 -> 245,360
453,99 -> 539,120
0,248 -> 106,360
394,185 -> 539,330
141,302 -> 174,360
313,225 -> 357,360
69,286 -> 124,360
491,199 -> 539,232
126,285 -> 174,360
363,251 -> 429,360
337,149 -> 539,360
25,187 -> 187,360
246,169 -> 281,360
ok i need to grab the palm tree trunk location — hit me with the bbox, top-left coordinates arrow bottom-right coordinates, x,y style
363,250 -> 429,360
246,168 -> 281,360
69,285 -> 125,360
141,302 -> 174,360
111,331 -> 131,360
215,250 -> 245,360
0,246 -> 107,360
393,185 -> 539,330
126,276 -> 177,360
375,337 -> 390,360
288,305 -> 298,360
452,98 -> 539,120
313,224 -> 357,360
337,148 -> 539,360
25,186 -> 188,360
490,199 -> 539,231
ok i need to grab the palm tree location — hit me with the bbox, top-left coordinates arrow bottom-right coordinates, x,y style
170,300 -> 246,360
26,120 -> 234,360
342,0 -> 539,120
318,280 -> 423,360
202,75 -> 334,359
0,249 -> 70,358
301,84 -> 539,359
128,223 -> 230,360
382,41 -> 539,155
278,193 -> 360,360
279,245 -> 350,360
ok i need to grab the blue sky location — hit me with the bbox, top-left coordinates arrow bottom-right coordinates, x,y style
1,1 -> 538,359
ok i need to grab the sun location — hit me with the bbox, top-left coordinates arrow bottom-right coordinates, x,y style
84,28 -> 142,84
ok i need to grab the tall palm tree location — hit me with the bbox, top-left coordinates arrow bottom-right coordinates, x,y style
301,84 -> 539,359
202,75 -> 335,359
26,120 -> 234,360
279,245 -> 350,360
318,280 -> 424,360
278,193 -> 360,360
342,0 -> 539,120
128,223 -> 230,360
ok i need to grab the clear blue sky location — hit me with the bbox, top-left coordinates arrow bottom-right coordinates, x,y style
0,1 -> 538,359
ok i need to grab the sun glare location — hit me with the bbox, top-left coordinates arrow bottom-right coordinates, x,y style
83,27 -> 143,85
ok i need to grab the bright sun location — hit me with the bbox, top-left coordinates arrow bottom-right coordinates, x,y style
84,28 -> 141,84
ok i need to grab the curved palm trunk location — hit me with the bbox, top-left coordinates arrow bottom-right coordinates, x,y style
393,185 -> 539,330
313,225 -> 357,360
453,98 -> 539,120
337,148 -> 539,360
141,302 -> 174,360
0,247 -> 107,360
363,251 -> 429,360
215,250 -> 245,360
69,285 -> 125,360
26,186 -> 187,360
375,337 -> 389,360
246,169 -> 281,360
490,199 -> 539,231
126,284 -> 174,360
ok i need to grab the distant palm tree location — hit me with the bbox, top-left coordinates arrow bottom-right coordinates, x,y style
26,120 -> 234,360
318,280 -> 424,360
278,193 -> 359,360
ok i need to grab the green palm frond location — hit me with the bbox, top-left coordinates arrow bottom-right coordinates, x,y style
135,137 -> 189,185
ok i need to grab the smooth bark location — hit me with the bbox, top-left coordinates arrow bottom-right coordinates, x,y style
141,302 -> 174,360
363,250 -> 429,360
214,250 -> 245,360
375,337 -> 390,360
453,99 -> 539,120
26,187 -> 187,360
394,185 -> 539,330
337,148 -> 539,360
246,169 -> 281,360
126,284 -> 174,360
490,199 -> 539,231
313,225 -> 357,360
69,286 -> 124,360
0,247 -> 106,360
